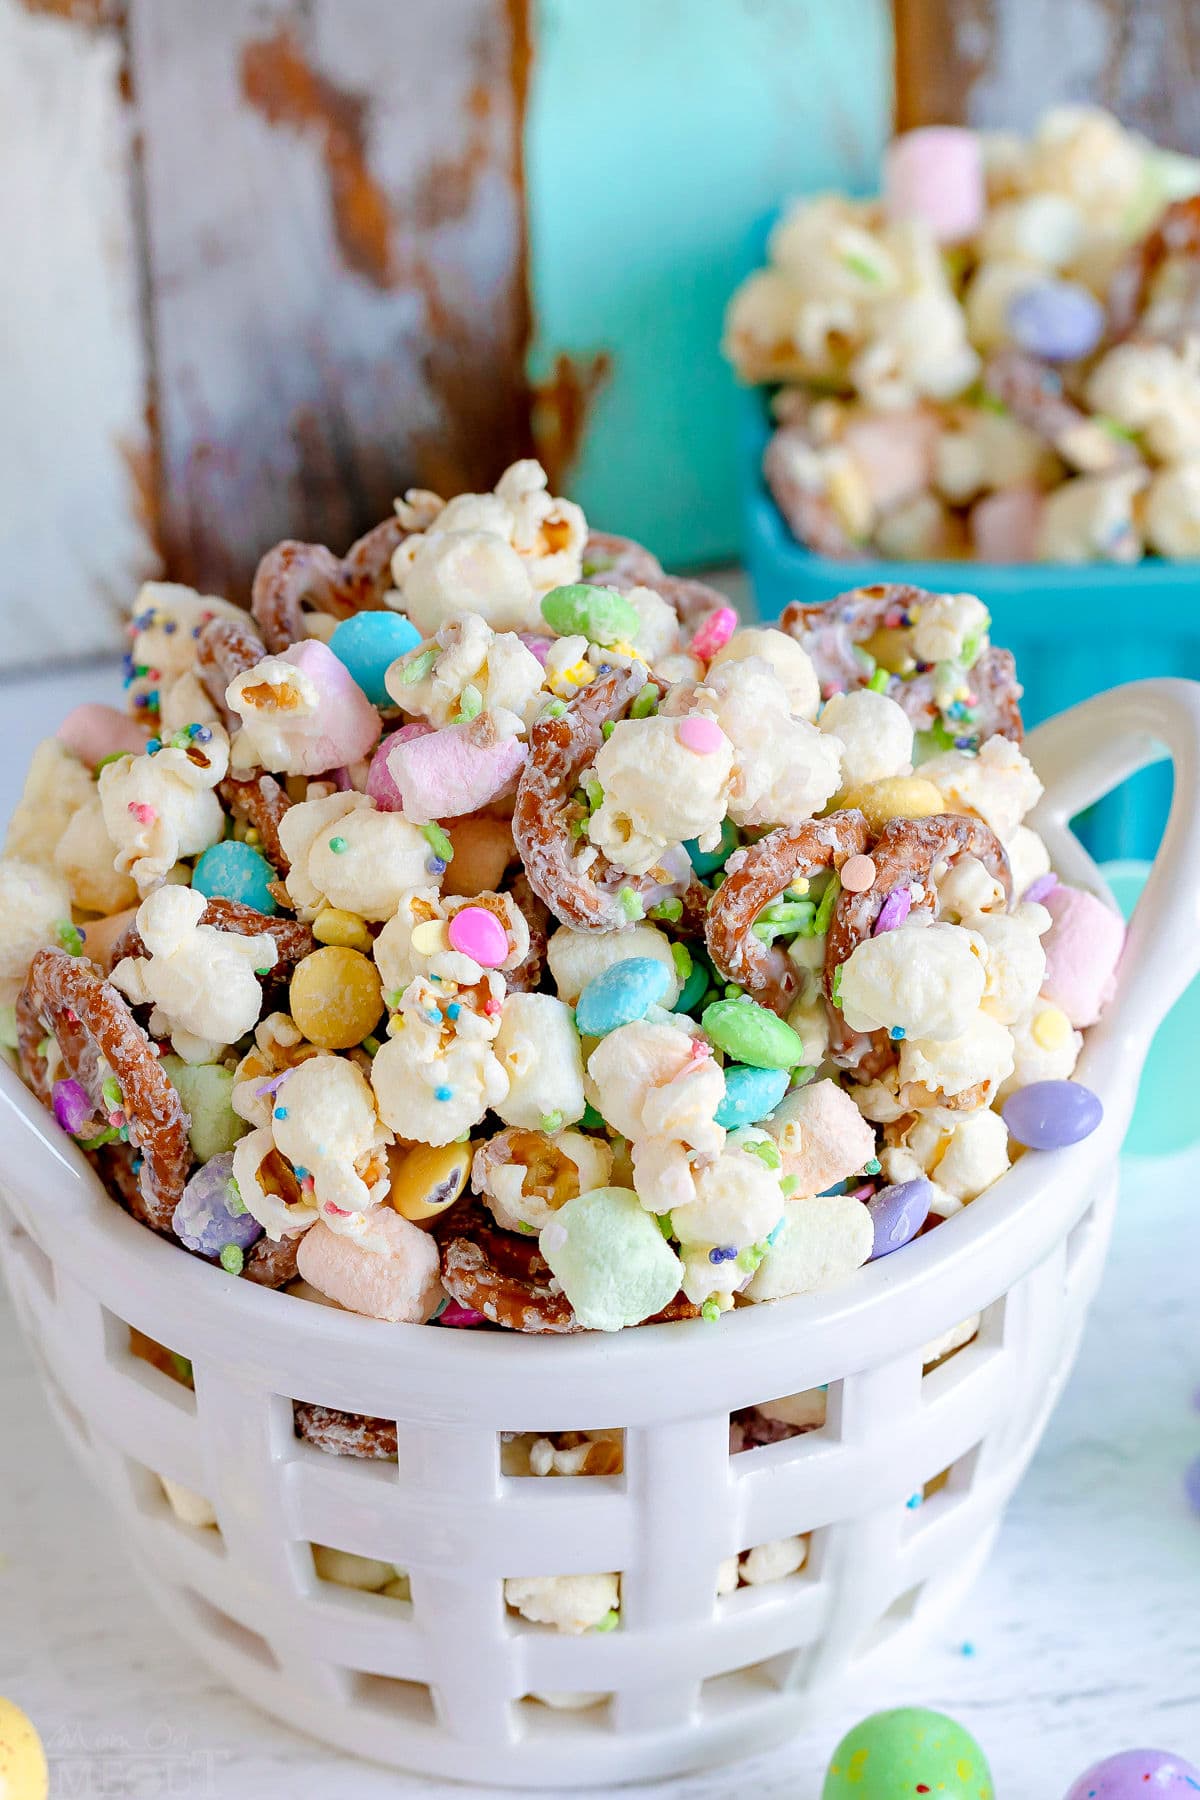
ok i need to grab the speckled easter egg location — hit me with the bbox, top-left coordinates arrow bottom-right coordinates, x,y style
1062,1747 -> 1200,1798
0,1696 -> 48,1800
822,1707 -> 994,1800
192,839 -> 277,914
173,1150 -> 263,1259
329,611 -> 421,706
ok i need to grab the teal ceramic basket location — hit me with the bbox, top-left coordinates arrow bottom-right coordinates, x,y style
735,219 -> 1200,862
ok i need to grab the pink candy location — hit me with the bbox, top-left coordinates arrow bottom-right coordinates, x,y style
447,905 -> 509,968
677,715 -> 725,755
57,704 -> 149,768
1040,883 -> 1125,1028
367,722 -> 433,812
842,410 -> 939,512
884,126 -> 984,244
385,723 -> 527,824
689,607 -> 738,662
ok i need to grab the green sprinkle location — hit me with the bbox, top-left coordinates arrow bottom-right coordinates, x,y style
601,719 -> 615,740
540,1110 -> 563,1135
386,988 -> 405,1011
618,886 -> 644,922
584,775 -> 605,813
737,1243 -> 766,1272
631,683 -> 659,719
543,699 -> 568,719
581,1101 -> 606,1131
977,390 -> 1008,416
101,1075 -> 123,1112
328,836 -> 348,854
37,1035 -> 54,1061
55,919 -> 85,957
842,249 -> 884,284
743,1136 -> 782,1170
700,1299 -> 722,1323
1095,412 -> 1138,444
455,683 -> 483,722
655,1211 -> 674,1240
400,647 -> 438,684
569,818 -> 589,839
867,667 -> 890,694
650,897 -> 683,923
812,872 -> 841,938
219,1244 -> 245,1275
780,1174 -> 800,1197
852,644 -> 877,677
76,1126 -> 122,1150
93,751 -> 127,777
515,1221 -> 536,1236
832,964 -> 844,1003
670,942 -> 693,983
420,823 -> 454,863
960,632 -> 983,669
593,1608 -> 621,1633
360,1035 -> 381,1057
226,1177 -> 247,1216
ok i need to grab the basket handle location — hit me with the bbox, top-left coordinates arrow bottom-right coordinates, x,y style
1025,677 -> 1200,1044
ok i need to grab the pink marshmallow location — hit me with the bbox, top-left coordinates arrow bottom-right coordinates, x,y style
295,1210 -> 442,1322
1040,883 -> 1125,1027
385,722 -> 528,824
367,722 -> 434,811
57,704 -> 149,768
285,638 -> 381,772
970,486 -> 1044,564
842,410 -> 939,513
884,126 -> 985,243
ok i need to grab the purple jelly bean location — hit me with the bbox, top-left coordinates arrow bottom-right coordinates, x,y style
1002,1079 -> 1103,1150
873,886 -> 911,935
52,1077 -> 93,1136
172,1151 -> 263,1259
1009,278 -> 1104,363
1062,1747 -> 1200,1799
1023,872 -> 1058,904
866,1178 -> 932,1260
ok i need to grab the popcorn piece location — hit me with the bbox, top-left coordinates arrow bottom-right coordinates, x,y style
934,1107 -> 1011,1202
934,853 -> 1007,924
1145,462 -> 1200,560
819,688 -> 914,787
709,627 -> 820,720
4,738 -> 94,867
974,908 -> 1048,1023
503,1572 -> 619,1635
475,1128 -> 613,1234
997,1003 -> 1083,1100
279,792 -> 432,922
920,733 -> 1044,842
587,1020 -> 724,1156
899,1010 -> 1014,1106
231,1011 -> 320,1127
745,1194 -> 873,1301
295,1207 -> 442,1322
836,921 -> 987,1041
1086,341 -> 1200,465
1007,826 -> 1052,899
371,974 -> 508,1145
588,714 -> 733,876
625,584 -> 683,665
111,885 -> 275,1063
270,1055 -> 392,1240
53,795 -> 139,916
0,858 -> 73,1007
910,592 -> 990,668
538,1187 -> 683,1331
547,922 -> 682,1007
383,613 -> 546,737
762,1078 -> 876,1195
493,993 -> 585,1131
233,1125 -> 319,1240
227,640 -> 381,776
98,726 -> 230,892
741,1536 -> 808,1586
670,1130 -> 786,1258
683,659 -> 842,829
129,582 -> 245,718
1037,470 -> 1148,565
160,1477 -> 219,1530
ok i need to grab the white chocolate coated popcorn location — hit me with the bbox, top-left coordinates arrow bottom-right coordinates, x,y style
920,733 -> 1044,843
911,592 -> 990,667
99,728 -> 229,893
231,1012 -> 319,1128
741,1536 -> 808,1586
0,858 -> 72,1007
670,1130 -> 785,1253
935,853 -> 1007,924
974,908 -> 1048,1023
997,1002 -> 1082,1100
587,1019 -> 724,1156
111,886 -> 274,1063
4,738 -> 94,870
588,715 -> 733,875
53,795 -> 139,916
547,921 -> 682,1007
625,584 -> 683,665
270,1055 -> 392,1241
837,921 -> 986,1041
1144,462 -> 1200,559
384,613 -> 546,737
683,659 -> 843,829
934,1106 -> 1011,1201
503,1573 -> 618,1635
709,627 -> 820,720
899,1010 -> 1014,1105
371,974 -> 507,1145
1037,469 -> 1147,565
477,1128 -> 612,1233
819,688 -> 914,787
233,1125 -> 319,1240
279,792 -> 432,922
1007,826 -> 1052,898
1086,341 -> 1200,465
493,993 -> 585,1131
131,582 -> 245,687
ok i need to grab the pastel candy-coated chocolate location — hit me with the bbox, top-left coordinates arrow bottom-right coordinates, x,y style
866,1177 -> 932,1259
576,957 -> 672,1036
367,722 -> 433,811
1062,1748 -> 1200,1798
672,953 -> 711,1016
702,996 -> 804,1070
447,905 -> 509,969
883,126 -> 985,243
162,1056 -> 249,1162
56,702 -> 148,768
538,1186 -> 683,1332
0,1695 -> 48,1800
971,485 -> 1044,563
173,1150 -> 264,1258
685,815 -> 738,877
328,610 -> 421,706
541,582 -> 640,646
715,1063 -> 790,1129
389,1140 -> 472,1222
192,839 -> 278,914
1040,883 -> 1125,1027
1008,279 -> 1104,363
385,721 -> 528,824
822,1706 -> 994,1800
1002,1078 -> 1103,1149
289,945 -> 384,1049
285,638 -> 382,769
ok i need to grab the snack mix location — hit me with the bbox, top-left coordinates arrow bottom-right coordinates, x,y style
1,461 -> 1119,1634
725,105 -> 1200,563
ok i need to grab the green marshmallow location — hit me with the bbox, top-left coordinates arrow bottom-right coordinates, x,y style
701,997 -> 804,1071
539,1188 -> 683,1332
162,1056 -> 248,1163
541,583 -> 640,647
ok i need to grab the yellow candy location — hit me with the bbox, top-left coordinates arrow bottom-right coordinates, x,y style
0,1696 -> 48,1800
410,918 -> 450,956
837,776 -> 946,833
1032,1004 -> 1072,1051
312,906 -> 372,952
862,625 -> 917,675
289,947 -> 383,1050
389,1140 -> 472,1222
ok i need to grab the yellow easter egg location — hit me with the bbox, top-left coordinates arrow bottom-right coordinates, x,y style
389,1140 -> 472,1222
838,776 -> 945,833
312,906 -> 372,953
289,947 -> 383,1050
0,1697 -> 48,1800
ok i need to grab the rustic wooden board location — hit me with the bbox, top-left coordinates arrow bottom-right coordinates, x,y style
128,0 -> 532,604
894,0 -> 1200,151
0,0 -> 157,671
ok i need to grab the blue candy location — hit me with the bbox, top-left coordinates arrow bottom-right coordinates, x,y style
866,1178 -> 932,1260
576,957 -> 671,1037
715,1063 -> 790,1130
172,1151 -> 263,1259
192,840 -> 277,914
1008,279 -> 1104,363
1002,1078 -> 1102,1149
328,611 -> 421,707
685,816 -> 738,878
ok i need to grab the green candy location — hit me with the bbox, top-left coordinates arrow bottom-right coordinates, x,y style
701,997 -> 804,1071
822,1707 -> 994,1800
162,1057 -> 248,1164
541,583 -> 640,647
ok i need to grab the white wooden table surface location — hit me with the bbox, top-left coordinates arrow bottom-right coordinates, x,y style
1,666 -> 1198,1798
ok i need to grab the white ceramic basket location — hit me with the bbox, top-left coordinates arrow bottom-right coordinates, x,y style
3,679 -> 1199,1789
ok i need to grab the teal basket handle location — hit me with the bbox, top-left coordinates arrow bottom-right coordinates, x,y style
1026,678 -> 1200,1051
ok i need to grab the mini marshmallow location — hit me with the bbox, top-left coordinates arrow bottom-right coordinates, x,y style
588,714 -> 733,875
493,993 -> 585,1131
366,723 -> 432,813
920,733 -> 1044,842
762,1078 -> 876,1196
56,705 -> 149,769
819,688 -> 914,787
970,486 -> 1046,565
111,885 -> 275,1062
538,1187 -> 683,1331
837,921 -> 987,1042
709,627 -> 820,720
547,922 -> 682,1007
295,1206 -> 442,1322
270,1055 -> 392,1241
1039,882 -> 1125,1027
884,127 -> 985,243
227,640 -> 380,776
384,719 -> 527,824
745,1194 -> 873,1301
